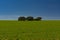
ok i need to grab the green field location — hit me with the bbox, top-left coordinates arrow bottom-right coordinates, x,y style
0,20 -> 60,40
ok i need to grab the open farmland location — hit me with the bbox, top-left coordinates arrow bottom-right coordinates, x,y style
0,20 -> 60,40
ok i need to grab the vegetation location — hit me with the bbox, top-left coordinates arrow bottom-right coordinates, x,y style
0,20 -> 60,40
34,17 -> 42,21
18,16 -> 42,21
26,16 -> 34,21
18,16 -> 26,21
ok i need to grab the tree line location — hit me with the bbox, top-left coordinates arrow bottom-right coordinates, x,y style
18,16 -> 42,21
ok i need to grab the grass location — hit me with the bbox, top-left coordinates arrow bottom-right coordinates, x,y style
0,20 -> 60,40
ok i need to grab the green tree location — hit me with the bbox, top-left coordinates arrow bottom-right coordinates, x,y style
26,16 -> 34,21
18,16 -> 26,21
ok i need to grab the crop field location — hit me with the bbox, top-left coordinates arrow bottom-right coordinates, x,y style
0,20 -> 60,40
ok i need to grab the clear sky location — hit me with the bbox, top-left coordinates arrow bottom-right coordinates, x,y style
0,0 -> 60,20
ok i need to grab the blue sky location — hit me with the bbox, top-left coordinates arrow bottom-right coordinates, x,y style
0,0 -> 60,20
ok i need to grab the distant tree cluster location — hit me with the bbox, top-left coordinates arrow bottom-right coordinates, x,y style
18,16 -> 26,21
18,16 -> 42,21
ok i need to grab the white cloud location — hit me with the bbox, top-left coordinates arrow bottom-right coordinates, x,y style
0,15 -> 19,20
42,16 -> 60,20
